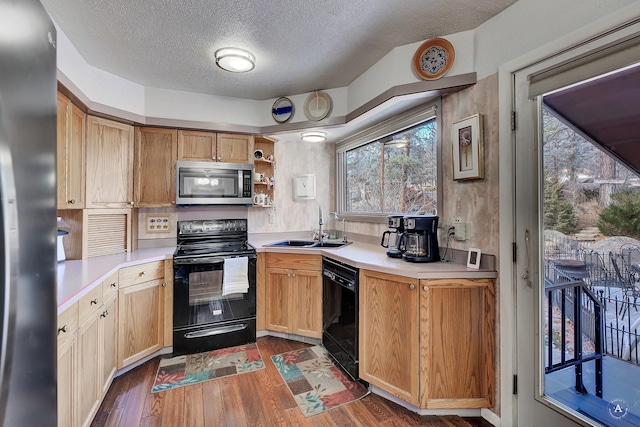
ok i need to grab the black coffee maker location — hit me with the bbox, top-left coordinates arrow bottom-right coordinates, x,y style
381,215 -> 405,258
399,215 -> 440,262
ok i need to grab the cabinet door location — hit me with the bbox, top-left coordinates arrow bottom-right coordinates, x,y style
217,133 -> 253,163
57,334 -> 77,427
86,116 -> 134,208
265,268 -> 292,333
57,93 -> 85,209
177,130 -> 216,161
359,270 -> 420,405
134,127 -> 178,207
420,279 -> 494,409
118,278 -> 164,368
100,296 -> 118,397
292,269 -> 322,338
77,314 -> 101,427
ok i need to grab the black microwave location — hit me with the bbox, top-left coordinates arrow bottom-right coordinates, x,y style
176,161 -> 253,205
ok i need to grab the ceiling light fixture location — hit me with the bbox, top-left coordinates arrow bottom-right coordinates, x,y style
301,131 -> 327,143
214,47 -> 255,73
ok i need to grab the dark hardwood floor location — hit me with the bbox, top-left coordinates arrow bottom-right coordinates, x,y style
91,336 -> 494,427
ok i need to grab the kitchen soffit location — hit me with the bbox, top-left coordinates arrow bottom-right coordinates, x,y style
40,0 -> 517,101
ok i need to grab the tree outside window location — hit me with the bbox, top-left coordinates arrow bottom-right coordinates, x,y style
344,119 -> 437,215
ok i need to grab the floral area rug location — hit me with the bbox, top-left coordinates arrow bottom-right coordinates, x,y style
151,343 -> 264,392
271,345 -> 369,417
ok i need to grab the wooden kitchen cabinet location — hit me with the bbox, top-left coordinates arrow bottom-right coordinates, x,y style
419,278 -> 494,409
359,270 -> 420,405
264,253 -> 322,338
57,302 -> 79,427
134,127 -> 178,207
359,271 -> 495,410
177,130 -> 216,161
118,261 -> 165,368
253,136 -> 275,207
57,92 -> 86,209
77,305 -> 101,427
217,133 -> 254,163
85,116 -> 135,208
100,289 -> 118,396
177,130 -> 253,163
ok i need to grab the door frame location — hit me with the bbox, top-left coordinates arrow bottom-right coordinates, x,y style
497,6 -> 640,426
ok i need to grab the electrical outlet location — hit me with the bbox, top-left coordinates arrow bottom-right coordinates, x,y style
453,218 -> 466,241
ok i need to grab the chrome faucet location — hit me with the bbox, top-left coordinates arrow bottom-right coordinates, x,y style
318,205 -> 324,245
342,218 -> 348,243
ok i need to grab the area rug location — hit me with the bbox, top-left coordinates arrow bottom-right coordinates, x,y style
271,345 -> 369,417
151,343 -> 264,392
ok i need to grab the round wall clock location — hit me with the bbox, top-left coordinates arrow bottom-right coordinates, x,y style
272,97 -> 293,123
412,37 -> 455,80
303,91 -> 332,121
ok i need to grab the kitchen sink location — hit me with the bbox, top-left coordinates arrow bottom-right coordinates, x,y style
265,240 -> 351,249
266,240 -> 317,247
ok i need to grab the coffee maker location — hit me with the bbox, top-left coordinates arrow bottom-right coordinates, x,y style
399,215 -> 440,262
381,215 -> 405,258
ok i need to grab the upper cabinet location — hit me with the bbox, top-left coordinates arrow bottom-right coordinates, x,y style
57,93 -> 86,209
217,133 -> 254,163
134,127 -> 178,207
177,130 -> 216,161
177,130 -> 253,163
253,136 -> 276,207
86,116 -> 135,208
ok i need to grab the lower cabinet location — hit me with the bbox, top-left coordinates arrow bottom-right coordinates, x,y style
359,270 -> 420,405
118,261 -> 166,368
359,270 -> 495,409
57,272 -> 120,427
264,253 -> 322,339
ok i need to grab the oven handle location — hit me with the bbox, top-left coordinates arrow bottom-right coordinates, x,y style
174,254 -> 257,266
184,323 -> 248,339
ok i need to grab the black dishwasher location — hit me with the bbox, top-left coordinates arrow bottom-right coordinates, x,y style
322,257 -> 359,380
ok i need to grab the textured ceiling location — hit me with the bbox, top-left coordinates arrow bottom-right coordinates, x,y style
41,0 -> 517,101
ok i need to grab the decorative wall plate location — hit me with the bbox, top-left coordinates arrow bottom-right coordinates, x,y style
272,97 -> 293,123
412,38 -> 455,80
303,91 -> 331,121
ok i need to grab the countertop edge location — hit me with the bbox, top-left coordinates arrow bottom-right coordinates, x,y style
57,240 -> 497,314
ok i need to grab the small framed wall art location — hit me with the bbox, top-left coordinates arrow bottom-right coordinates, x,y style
467,248 -> 482,269
452,113 -> 484,181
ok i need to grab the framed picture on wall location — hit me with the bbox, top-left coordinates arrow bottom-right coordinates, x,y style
452,113 -> 484,181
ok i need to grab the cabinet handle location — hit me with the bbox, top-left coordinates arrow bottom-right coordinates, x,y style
90,298 -> 98,305
162,282 -> 166,287
410,284 -> 415,290
287,273 -> 291,277
292,273 -> 296,277
68,199 -> 75,204
139,271 -> 146,276
58,325 -> 68,334
423,285 -> 428,291
110,282 -> 117,288
129,201 -> 135,206
101,310 -> 109,318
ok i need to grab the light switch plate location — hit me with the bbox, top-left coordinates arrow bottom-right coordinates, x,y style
146,214 -> 171,233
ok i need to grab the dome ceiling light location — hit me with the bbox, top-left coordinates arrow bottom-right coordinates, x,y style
301,131 -> 327,143
214,47 -> 255,73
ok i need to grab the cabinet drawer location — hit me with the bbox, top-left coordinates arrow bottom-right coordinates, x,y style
79,284 -> 103,324
57,302 -> 78,350
265,253 -> 321,270
119,261 -> 164,288
102,271 -> 119,302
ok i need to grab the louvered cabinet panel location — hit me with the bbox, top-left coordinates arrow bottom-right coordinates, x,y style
83,209 -> 133,258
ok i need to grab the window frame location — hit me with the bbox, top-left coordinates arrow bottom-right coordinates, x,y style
335,98 -> 442,223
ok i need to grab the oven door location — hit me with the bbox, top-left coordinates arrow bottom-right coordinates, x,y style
173,254 -> 256,353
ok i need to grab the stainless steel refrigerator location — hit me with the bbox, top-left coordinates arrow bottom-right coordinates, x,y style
0,0 -> 58,425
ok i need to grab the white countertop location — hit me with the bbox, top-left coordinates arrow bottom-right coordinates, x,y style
57,236 -> 497,314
